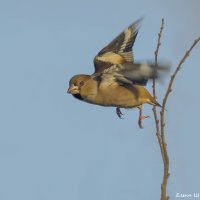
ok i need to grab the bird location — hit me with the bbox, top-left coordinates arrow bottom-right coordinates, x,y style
67,18 -> 168,128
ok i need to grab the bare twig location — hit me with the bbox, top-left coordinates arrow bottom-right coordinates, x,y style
161,37 -> 200,113
153,18 -> 165,163
153,18 -> 200,200
153,18 -> 170,200
159,36 -> 200,200
153,19 -> 169,200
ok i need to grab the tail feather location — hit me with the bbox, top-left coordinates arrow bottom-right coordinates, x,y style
149,97 -> 162,107
150,98 -> 168,111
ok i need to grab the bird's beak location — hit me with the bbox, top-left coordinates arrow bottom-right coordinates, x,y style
67,85 -> 79,94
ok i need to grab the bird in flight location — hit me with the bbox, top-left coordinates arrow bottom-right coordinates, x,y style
67,18 -> 167,128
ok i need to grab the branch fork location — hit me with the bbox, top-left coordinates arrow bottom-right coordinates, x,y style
152,18 -> 200,200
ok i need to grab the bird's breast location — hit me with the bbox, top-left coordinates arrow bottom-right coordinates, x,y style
95,83 -> 145,107
79,78 -> 152,108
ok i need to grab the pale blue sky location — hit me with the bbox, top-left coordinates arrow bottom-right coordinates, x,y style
0,0 -> 200,200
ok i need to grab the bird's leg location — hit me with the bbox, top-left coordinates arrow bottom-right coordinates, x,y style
138,105 -> 149,129
116,107 -> 123,119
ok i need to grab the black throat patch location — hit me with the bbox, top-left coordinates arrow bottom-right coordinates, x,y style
73,93 -> 83,100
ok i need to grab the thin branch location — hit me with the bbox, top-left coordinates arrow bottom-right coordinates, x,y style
161,37 -> 200,113
152,19 -> 165,163
153,18 -> 170,200
153,18 -> 200,200
160,36 -> 200,200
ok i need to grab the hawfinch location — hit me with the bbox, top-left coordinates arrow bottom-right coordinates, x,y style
68,18 -> 167,128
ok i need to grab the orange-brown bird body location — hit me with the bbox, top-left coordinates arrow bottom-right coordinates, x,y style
67,18 -> 167,128
68,74 -> 158,108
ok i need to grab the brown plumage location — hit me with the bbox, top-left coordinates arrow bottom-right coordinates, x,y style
67,18 -> 167,128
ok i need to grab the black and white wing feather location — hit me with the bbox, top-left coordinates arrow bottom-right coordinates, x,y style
93,18 -> 143,73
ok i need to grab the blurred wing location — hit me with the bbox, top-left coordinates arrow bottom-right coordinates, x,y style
93,18 -> 143,73
93,62 -> 170,86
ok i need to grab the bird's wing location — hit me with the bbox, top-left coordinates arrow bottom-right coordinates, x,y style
92,62 -> 169,86
93,18 -> 143,73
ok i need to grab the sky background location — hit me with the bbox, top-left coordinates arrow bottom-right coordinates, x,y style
0,0 -> 200,200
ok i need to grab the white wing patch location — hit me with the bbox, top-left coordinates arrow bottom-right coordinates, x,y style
119,28 -> 132,53
96,52 -> 125,64
103,64 -> 122,73
119,51 -> 133,62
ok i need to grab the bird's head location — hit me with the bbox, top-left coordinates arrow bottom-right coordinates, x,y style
67,74 -> 90,95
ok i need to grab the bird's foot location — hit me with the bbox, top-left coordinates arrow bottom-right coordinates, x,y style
116,107 -> 123,119
138,115 -> 149,129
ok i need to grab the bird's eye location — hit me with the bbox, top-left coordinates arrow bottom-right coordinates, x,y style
79,81 -> 84,87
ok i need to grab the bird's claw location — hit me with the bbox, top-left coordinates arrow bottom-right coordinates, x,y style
116,107 -> 123,119
138,115 -> 149,129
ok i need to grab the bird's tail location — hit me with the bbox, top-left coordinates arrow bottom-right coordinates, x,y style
150,97 -> 168,111
149,97 -> 162,107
